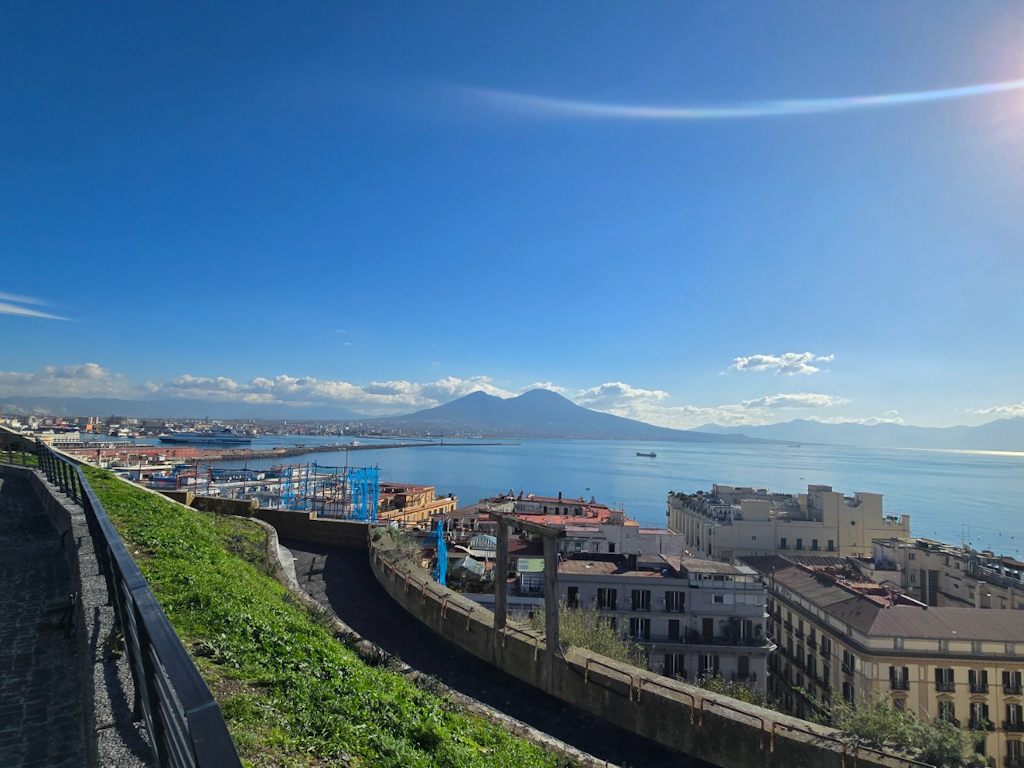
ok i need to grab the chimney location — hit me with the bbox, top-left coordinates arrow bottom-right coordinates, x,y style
558,491 -> 562,500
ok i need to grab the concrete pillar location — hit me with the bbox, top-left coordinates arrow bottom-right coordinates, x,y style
494,522 -> 509,634
543,535 -> 559,693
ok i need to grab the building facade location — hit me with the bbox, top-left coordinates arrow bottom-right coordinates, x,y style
556,554 -> 771,690
744,556 -> 1024,767
668,484 -> 911,561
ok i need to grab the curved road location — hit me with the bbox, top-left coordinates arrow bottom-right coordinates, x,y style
283,539 -> 709,768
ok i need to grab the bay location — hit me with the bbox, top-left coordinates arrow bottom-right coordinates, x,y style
214,438 -> 1024,559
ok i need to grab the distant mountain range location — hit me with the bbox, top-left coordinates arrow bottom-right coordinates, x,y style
694,418 -> 1024,452
0,395 -> 361,421
4,391 -> 1021,451
362,389 -> 770,443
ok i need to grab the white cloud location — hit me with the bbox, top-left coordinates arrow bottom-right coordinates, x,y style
741,393 -> 847,409
731,352 -> 834,376
520,382 -> 567,394
810,411 -> 904,426
970,402 -> 1024,418
0,301 -> 71,321
576,382 -> 669,409
0,364 -> 127,397
569,382 -> 763,429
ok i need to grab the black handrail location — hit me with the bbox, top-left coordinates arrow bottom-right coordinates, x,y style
36,441 -> 241,768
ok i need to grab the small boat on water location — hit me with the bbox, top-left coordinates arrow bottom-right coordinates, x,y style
636,451 -> 657,458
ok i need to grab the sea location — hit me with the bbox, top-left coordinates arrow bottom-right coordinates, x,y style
207,436 -> 1024,559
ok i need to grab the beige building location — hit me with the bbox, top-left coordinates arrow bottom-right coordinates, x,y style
377,482 -> 457,527
744,556 -> 1024,767
873,538 -> 1024,611
668,484 -> 910,561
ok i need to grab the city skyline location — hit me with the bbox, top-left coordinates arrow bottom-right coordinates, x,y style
4,3 -> 1024,429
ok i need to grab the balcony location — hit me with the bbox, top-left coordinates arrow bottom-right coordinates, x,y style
842,662 -> 854,676
806,637 -> 818,651
970,683 -> 989,694
795,628 -> 804,639
968,718 -> 995,732
1004,721 -> 1024,734
936,681 -> 956,693
1004,757 -> 1023,767
890,679 -> 910,691
1006,684 -> 1024,696
783,621 -> 793,632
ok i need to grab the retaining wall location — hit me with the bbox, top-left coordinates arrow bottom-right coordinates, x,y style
161,492 -> 369,547
369,536 -> 920,768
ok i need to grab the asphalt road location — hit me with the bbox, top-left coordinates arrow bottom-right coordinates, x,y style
283,538 -> 710,768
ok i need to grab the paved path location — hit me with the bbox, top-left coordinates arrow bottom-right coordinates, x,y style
285,539 -> 709,768
0,474 -> 87,768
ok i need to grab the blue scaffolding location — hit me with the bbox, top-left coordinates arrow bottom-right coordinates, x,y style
429,521 -> 447,587
278,462 -> 379,522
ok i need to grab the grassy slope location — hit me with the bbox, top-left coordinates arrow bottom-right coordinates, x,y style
84,468 -> 568,768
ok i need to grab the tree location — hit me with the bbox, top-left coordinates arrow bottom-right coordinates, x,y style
811,693 -> 981,768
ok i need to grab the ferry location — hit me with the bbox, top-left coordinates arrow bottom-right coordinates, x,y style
158,427 -> 252,445
636,451 -> 657,458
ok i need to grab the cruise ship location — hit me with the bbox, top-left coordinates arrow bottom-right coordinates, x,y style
157,427 -> 252,445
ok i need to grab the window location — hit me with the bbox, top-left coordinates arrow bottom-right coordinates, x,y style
608,543 -> 615,554
842,650 -> 856,675
812,539 -> 819,551
890,666 -> 909,690
827,539 -> 835,552
567,586 -> 579,608
938,699 -> 956,724
894,637 -> 904,651
780,537 -> 787,550
665,590 -> 684,613
969,669 -> 989,694
971,640 -> 983,654
1006,703 -> 1023,729
668,619 -> 680,641
629,617 -> 651,640
1007,642 -> 1016,655
1004,671 -> 1023,695
842,681 -> 855,703
935,668 -> 955,692
1007,740 -> 1022,765
597,588 -> 617,611
713,594 -> 724,604
631,589 -> 651,612
664,653 -> 686,679
938,639 -> 949,652
796,538 -> 803,551
969,702 -> 990,730
821,637 -> 832,656
909,552 -> 916,561
699,653 -> 719,678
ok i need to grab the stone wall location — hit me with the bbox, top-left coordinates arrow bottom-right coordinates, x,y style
368,535 -> 918,768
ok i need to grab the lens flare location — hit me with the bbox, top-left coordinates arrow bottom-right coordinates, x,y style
467,78 -> 1024,120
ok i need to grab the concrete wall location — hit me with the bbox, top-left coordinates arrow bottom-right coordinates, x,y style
164,492 -> 370,548
368,535 -> 919,768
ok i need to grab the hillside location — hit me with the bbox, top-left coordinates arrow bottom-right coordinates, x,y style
694,417 -> 1024,452
365,389 -> 772,443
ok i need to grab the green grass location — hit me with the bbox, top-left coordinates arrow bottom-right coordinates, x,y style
84,467 -> 571,768
1,448 -> 38,467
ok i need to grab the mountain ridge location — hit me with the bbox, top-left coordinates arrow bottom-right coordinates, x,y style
694,417 -> 1024,452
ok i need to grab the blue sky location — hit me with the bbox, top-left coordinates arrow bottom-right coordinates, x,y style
3,3 -> 1024,428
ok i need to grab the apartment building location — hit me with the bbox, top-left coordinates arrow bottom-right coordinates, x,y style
377,482 -> 457,527
668,484 -> 911,561
556,554 -> 771,690
873,538 -> 1024,611
743,555 -> 1024,767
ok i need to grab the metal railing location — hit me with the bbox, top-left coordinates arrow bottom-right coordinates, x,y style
36,442 -> 241,768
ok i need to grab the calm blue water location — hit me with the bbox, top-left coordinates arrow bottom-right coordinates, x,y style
209,438 -> 1024,558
